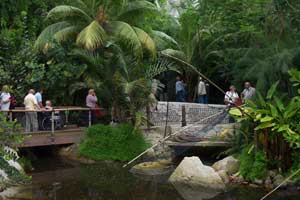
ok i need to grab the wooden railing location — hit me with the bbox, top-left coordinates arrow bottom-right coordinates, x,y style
0,106 -> 102,137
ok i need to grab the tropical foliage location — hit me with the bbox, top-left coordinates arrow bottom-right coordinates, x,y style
230,69 -> 300,173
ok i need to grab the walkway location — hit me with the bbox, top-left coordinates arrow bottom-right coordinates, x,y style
2,107 -> 96,148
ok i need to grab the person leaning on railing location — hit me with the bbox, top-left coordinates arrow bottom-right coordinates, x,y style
86,89 -> 98,125
0,85 -> 11,116
24,89 -> 41,133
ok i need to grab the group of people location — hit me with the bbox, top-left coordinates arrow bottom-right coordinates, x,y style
175,76 -> 256,105
0,86 -> 100,133
23,89 -> 54,132
175,76 -> 209,103
175,76 -> 188,102
224,81 -> 256,106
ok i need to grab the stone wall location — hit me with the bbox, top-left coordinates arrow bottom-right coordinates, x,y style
150,102 -> 229,126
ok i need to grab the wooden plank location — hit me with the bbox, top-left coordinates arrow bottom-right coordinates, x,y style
166,140 -> 233,147
18,131 -> 85,148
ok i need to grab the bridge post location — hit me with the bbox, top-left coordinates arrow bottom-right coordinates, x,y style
9,111 -> 12,122
88,110 -> 92,127
181,105 -> 187,127
51,111 -> 55,142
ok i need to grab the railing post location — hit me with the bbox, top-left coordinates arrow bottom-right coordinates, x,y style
9,111 -> 13,122
88,109 -> 92,127
65,109 -> 69,125
181,105 -> 186,127
51,111 -> 55,142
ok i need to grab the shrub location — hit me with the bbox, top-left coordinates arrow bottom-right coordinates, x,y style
248,151 -> 267,181
239,145 -> 267,181
79,124 -> 149,161
239,145 -> 255,179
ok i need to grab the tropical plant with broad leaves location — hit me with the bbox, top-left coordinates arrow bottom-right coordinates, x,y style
230,81 -> 300,149
230,74 -> 300,171
35,0 -> 158,58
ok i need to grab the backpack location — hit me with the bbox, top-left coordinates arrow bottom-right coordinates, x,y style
9,96 -> 16,109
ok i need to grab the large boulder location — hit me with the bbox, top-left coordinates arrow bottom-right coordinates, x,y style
212,156 -> 240,175
169,156 -> 225,191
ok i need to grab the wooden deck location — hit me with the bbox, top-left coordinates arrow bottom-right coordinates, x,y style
18,128 -> 85,148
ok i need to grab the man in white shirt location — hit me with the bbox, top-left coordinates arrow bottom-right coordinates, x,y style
24,89 -> 40,132
241,81 -> 256,101
197,77 -> 208,104
0,85 -> 11,112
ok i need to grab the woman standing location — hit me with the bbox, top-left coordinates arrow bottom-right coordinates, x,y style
86,89 -> 98,124
0,85 -> 11,113
224,85 -> 239,106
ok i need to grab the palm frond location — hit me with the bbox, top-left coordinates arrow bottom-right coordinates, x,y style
145,58 -> 179,79
76,20 -> 106,50
117,0 -> 157,19
133,27 -> 156,59
70,49 -> 104,72
46,5 -> 92,23
54,26 -> 79,42
151,30 -> 178,47
109,21 -> 143,58
34,21 -> 71,51
161,48 -> 187,61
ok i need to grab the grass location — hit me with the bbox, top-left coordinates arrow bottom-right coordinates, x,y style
79,124 -> 149,161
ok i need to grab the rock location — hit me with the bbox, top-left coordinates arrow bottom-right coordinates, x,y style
265,176 -> 272,185
249,184 -> 259,188
254,179 -> 263,185
212,156 -> 240,175
169,156 -> 225,191
145,148 -> 156,158
218,170 -> 229,184
273,174 -> 287,187
7,159 -> 24,172
268,170 -> 277,178
130,159 -> 173,176
0,170 -> 8,181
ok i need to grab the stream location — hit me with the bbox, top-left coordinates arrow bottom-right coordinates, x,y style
6,156 -> 300,200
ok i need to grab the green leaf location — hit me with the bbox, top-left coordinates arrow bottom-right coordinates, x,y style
274,96 -> 284,112
254,122 -> 275,131
256,92 -> 266,107
229,108 -> 243,116
277,125 -> 289,132
260,116 -> 273,122
266,81 -> 279,100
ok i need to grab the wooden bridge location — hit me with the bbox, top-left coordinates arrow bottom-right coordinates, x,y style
2,107 -> 96,148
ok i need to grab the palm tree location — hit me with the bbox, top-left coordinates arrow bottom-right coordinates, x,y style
35,0 -> 157,58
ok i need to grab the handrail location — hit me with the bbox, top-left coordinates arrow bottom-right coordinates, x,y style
0,106 -> 102,136
0,106 -> 102,113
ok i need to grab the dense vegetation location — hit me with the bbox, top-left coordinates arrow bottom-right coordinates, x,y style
1,0 -> 300,179
79,124 -> 148,161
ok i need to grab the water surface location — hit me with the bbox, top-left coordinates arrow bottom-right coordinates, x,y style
10,157 -> 300,200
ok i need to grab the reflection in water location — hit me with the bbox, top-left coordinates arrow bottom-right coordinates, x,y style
172,182 -> 220,200
6,158 -> 300,200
